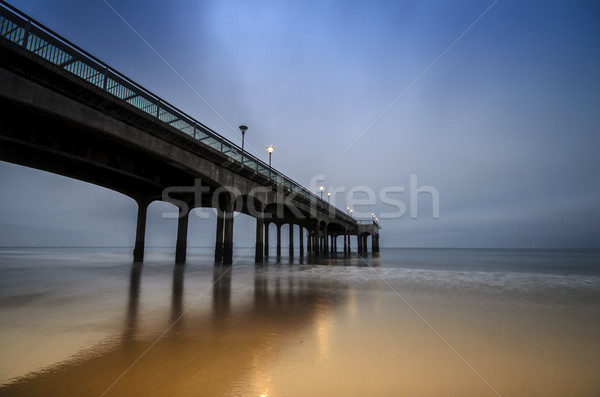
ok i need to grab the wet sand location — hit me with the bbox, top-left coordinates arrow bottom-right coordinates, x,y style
1,249 -> 599,396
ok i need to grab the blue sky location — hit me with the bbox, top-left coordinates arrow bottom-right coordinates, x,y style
1,0 -> 599,248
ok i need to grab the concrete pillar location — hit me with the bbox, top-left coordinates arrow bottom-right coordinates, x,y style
299,226 -> 304,256
133,199 -> 149,262
214,209 -> 224,264
363,235 -> 368,253
306,228 -> 312,252
276,223 -> 282,257
334,235 -> 337,252
374,235 -> 380,253
264,221 -> 269,257
223,202 -> 234,265
357,235 -> 363,253
289,223 -> 294,257
175,209 -> 189,264
324,224 -> 329,253
255,216 -> 264,263
347,232 -> 351,252
343,231 -> 347,253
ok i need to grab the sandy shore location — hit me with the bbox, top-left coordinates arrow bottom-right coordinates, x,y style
1,249 -> 599,396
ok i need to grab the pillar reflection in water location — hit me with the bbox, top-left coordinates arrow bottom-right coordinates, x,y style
123,262 -> 143,342
171,264 -> 185,329
212,266 -> 232,324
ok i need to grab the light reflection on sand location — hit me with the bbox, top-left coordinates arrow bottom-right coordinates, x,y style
0,249 -> 599,396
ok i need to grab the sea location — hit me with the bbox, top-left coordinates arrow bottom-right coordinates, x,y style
0,247 -> 599,396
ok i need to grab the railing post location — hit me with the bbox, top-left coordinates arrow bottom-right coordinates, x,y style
103,67 -> 108,91
22,20 -> 31,49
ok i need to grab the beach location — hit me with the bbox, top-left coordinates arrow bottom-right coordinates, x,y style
1,248 -> 599,396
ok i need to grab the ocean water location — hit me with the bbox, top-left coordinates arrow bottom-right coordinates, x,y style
0,247 -> 599,396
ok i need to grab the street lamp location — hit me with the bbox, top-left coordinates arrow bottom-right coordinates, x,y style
327,192 -> 331,203
239,125 -> 247,162
266,145 -> 274,168
350,208 -> 353,218
319,186 -> 324,199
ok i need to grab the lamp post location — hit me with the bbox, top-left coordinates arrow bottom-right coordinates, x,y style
239,125 -> 247,162
266,145 -> 274,168
319,186 -> 324,199
327,192 -> 331,203
350,209 -> 353,218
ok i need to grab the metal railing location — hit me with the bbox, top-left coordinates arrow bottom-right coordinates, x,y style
357,220 -> 378,225
0,1 -> 354,224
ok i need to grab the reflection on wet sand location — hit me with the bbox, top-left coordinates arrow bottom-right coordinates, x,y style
0,262 -> 348,396
1,251 -> 600,396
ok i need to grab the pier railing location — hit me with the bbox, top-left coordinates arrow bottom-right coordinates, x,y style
0,1 -> 354,223
357,220 -> 379,225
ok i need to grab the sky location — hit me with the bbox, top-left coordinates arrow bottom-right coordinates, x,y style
1,0 -> 599,249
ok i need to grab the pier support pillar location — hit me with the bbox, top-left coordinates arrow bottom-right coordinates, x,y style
347,232 -> 351,252
264,221 -> 270,257
289,223 -> 294,257
255,216 -> 264,263
343,231 -> 347,254
133,199 -> 149,262
223,203 -> 234,265
214,209 -> 225,264
175,208 -> 189,264
299,226 -> 304,257
276,223 -> 282,257
306,228 -> 311,253
373,235 -> 380,253
357,235 -> 363,253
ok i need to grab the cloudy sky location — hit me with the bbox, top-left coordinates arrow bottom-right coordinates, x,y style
1,0 -> 599,249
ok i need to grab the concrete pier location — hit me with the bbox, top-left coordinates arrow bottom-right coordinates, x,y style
0,7 -> 381,266
223,203 -> 234,265
133,199 -> 148,263
214,209 -> 225,264
289,223 -> 294,257
255,216 -> 264,263
276,224 -> 282,257
175,209 -> 189,264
